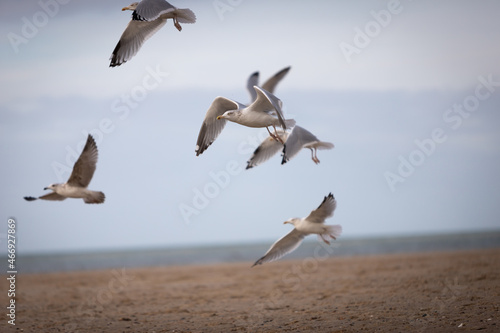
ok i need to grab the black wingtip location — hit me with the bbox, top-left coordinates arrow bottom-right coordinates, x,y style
24,196 -> 37,201
252,257 -> 264,267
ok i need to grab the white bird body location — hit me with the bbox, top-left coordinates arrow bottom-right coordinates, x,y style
253,193 -> 342,266
110,0 -> 196,67
24,135 -> 105,204
195,86 -> 295,156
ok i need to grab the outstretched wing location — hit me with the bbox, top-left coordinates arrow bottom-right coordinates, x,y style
246,71 -> 259,103
195,97 -> 243,156
261,66 -> 291,94
252,86 -> 287,130
252,229 -> 306,266
134,0 -> 176,21
246,131 -> 288,169
282,126 -> 319,164
67,135 -> 99,188
305,193 -> 337,224
110,18 -> 167,67
24,192 -> 67,202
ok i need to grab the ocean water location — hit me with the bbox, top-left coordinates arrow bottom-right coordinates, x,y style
6,230 -> 500,274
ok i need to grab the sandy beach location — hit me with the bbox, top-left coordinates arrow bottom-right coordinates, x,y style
2,248 -> 499,332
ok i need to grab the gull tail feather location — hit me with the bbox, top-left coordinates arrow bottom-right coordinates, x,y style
176,8 -> 196,23
316,141 -> 335,150
84,191 -> 105,204
317,224 -> 342,244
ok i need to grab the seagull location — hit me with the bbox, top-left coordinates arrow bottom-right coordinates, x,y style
195,86 -> 295,156
246,125 -> 334,169
281,125 -> 334,165
247,66 -> 291,103
24,135 -> 105,204
252,193 -> 342,267
109,0 -> 196,67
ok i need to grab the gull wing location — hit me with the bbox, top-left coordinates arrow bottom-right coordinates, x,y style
261,66 -> 291,94
67,135 -> 99,188
134,0 -> 176,21
195,97 -> 243,156
246,131 -> 289,169
24,192 -> 66,202
282,126 -> 319,164
246,71 -> 259,103
305,193 -> 337,224
252,229 -> 306,266
252,86 -> 287,129
110,18 -> 167,67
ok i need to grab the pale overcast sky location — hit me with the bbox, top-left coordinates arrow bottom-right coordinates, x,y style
1,0 -> 499,254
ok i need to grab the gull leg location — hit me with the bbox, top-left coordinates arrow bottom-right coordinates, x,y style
311,148 -> 320,164
272,125 -> 285,144
173,14 -> 182,31
330,235 -> 337,241
320,234 -> 330,245
266,127 -> 284,144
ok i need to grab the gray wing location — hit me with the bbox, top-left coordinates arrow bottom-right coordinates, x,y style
261,66 -> 291,94
246,130 -> 289,169
246,71 -> 259,103
134,0 -> 176,21
282,125 -> 319,164
67,135 -> 98,188
251,86 -> 286,129
252,229 -> 306,266
24,192 -> 67,202
195,97 -> 243,156
305,193 -> 337,223
110,18 -> 167,67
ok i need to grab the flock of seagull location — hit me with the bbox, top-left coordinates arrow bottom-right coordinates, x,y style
23,0 -> 342,266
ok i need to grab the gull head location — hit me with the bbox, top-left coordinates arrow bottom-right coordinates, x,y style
284,218 -> 300,226
122,2 -> 139,11
217,110 -> 238,121
43,183 -> 60,191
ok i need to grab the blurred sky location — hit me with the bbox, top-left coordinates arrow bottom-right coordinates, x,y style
1,0 -> 500,254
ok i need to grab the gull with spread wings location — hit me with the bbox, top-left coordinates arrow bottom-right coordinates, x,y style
246,125 -> 334,169
109,0 -> 196,67
253,193 -> 342,266
195,86 -> 295,156
24,135 -> 105,204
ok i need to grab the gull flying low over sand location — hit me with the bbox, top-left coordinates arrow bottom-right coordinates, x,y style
253,193 -> 342,267
195,86 -> 295,156
247,66 -> 291,103
246,125 -> 334,169
24,135 -> 105,204
109,0 -> 196,67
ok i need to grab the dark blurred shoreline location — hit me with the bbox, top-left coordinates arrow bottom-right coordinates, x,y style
8,230 -> 500,274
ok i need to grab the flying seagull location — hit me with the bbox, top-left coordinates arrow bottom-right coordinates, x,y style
246,125 -> 334,169
247,66 -> 291,103
109,0 -> 196,67
252,193 -> 342,267
24,135 -> 105,204
281,125 -> 334,165
195,86 -> 295,156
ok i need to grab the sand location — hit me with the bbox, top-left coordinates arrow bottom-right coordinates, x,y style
2,248 -> 499,332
